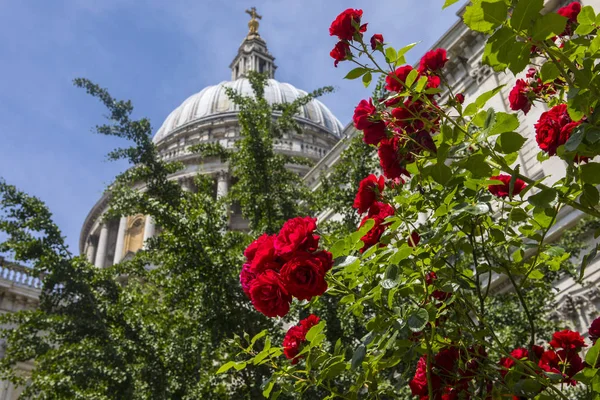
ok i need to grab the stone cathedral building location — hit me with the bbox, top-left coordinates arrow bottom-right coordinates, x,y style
2,1 -> 600,398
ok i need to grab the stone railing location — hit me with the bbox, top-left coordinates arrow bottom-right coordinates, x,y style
0,263 -> 42,290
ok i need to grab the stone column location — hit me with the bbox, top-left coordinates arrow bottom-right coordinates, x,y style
180,177 -> 193,192
216,171 -> 229,199
94,223 -> 109,268
85,237 -> 97,264
113,216 -> 128,264
142,216 -> 155,249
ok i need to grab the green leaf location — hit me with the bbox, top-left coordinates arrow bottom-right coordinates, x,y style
415,76 -> 428,93
540,62 -> 560,83
443,0 -> 460,9
390,245 -> 413,264
405,69 -> 419,88
529,269 -> 544,280
306,321 -> 325,342
351,344 -> 366,370
262,380 -> 275,398
324,361 -> 347,378
407,308 -> 429,332
528,189 -> 557,208
431,162 -> 452,185
489,113 -> 520,136
581,184 -> 599,207
381,264 -> 400,289
344,67 -> 368,80
588,127 -> 600,144
586,339 -> 600,367
385,47 -> 397,63
578,6 -> 596,25
397,42 -> 418,58
575,23 -> 596,35
496,132 -> 526,154
510,0 -> 543,32
463,0 -> 508,33
216,361 -> 236,374
565,125 -> 585,151
465,85 -> 503,116
362,71 -> 372,88
580,244 -> 600,283
531,13 -> 567,40
251,330 -> 267,346
591,35 -> 600,54
581,163 -> 600,184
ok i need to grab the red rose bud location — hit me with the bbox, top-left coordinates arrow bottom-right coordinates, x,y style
425,271 -> 437,286
370,33 -> 384,50
329,9 -> 366,41
417,48 -> 448,73
455,93 -> 465,104
488,174 -> 526,198
408,231 -> 420,247
353,174 -> 385,214
330,41 -> 351,67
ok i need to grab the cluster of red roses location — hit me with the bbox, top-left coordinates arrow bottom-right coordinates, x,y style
282,314 -> 320,364
352,174 -> 421,252
509,68 -> 558,115
328,9 -> 384,67
353,50 -> 445,182
500,327 -> 591,390
535,103 -> 586,161
410,346 -> 487,400
410,317 -> 600,399
240,217 -> 332,318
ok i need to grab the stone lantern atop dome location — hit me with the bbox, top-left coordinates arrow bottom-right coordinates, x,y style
229,7 -> 277,80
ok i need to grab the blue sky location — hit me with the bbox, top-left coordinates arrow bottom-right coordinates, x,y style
0,0 -> 463,254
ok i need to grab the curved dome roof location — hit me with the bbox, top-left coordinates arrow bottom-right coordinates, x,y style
153,78 -> 343,143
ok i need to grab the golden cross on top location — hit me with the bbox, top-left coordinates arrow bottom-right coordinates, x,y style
246,7 -> 262,35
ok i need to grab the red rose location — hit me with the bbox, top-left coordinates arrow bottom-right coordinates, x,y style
283,325 -> 305,363
455,93 -> 465,104
329,9 -> 367,41
244,234 -> 281,274
549,329 -> 587,353
283,314 -> 320,364
589,317 -> 600,343
275,216 -> 320,259
488,174 -> 527,198
353,174 -> 385,214
280,251 -> 331,301
432,289 -> 452,302
539,349 -> 584,384
499,347 -> 529,378
418,48 -> 448,73
385,65 -> 415,92
330,41 -> 350,67
509,79 -> 532,114
378,136 -> 409,180
300,314 -> 320,330
408,231 -> 420,247
392,100 -> 426,133
535,103 -> 575,156
370,33 -> 384,50
353,99 -> 387,145
526,68 -> 537,79
363,122 -> 387,146
425,271 -> 437,285
240,263 -> 257,298
353,98 -> 378,130
249,270 -> 292,318
427,75 -> 441,89
359,202 -> 394,252
558,1 -> 582,23
410,356 -> 436,396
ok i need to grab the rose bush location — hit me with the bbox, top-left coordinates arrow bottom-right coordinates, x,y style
222,2 -> 600,398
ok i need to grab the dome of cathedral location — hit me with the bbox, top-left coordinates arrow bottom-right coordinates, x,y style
153,78 -> 344,143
